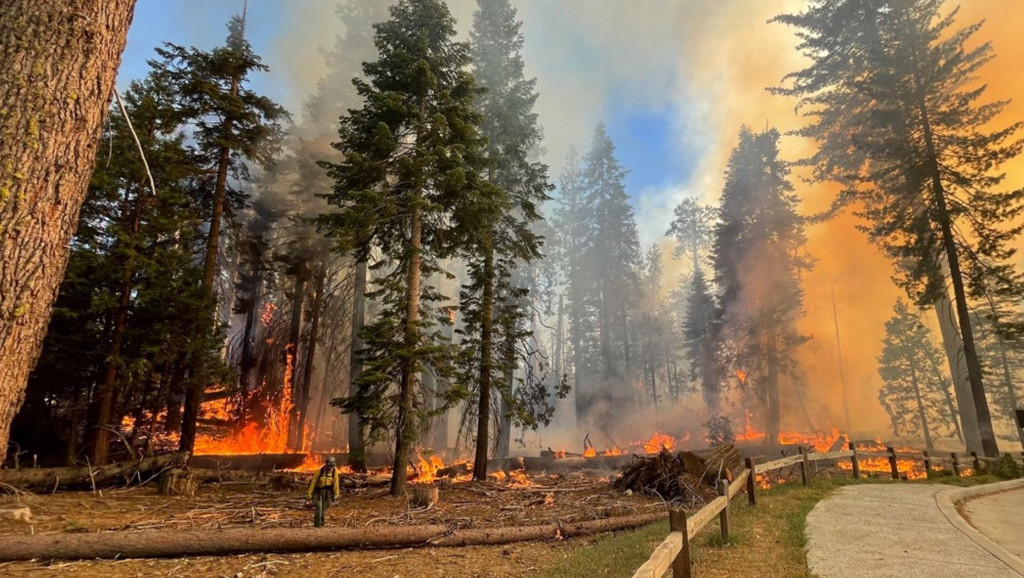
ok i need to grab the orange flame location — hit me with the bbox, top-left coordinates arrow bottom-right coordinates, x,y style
640,432 -> 676,454
736,369 -> 748,384
583,447 -> 597,458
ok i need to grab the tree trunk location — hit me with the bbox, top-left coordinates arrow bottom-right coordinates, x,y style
473,243 -> 495,481
348,260 -> 367,472
391,203 -> 422,496
180,70 -> 239,455
904,27 -> 998,457
0,1 -> 137,463
237,283 -> 259,425
286,262 -> 308,450
295,266 -> 323,448
0,511 -> 663,561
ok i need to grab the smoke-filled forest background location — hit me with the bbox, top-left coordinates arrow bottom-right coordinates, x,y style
7,0 -> 1024,491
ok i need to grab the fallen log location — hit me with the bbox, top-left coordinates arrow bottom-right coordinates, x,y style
189,453 -> 307,471
0,511 -> 664,561
0,453 -> 187,490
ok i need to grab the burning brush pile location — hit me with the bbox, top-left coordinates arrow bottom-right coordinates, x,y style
613,443 -> 744,503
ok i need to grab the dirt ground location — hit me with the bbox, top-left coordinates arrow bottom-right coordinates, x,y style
0,470 -> 661,577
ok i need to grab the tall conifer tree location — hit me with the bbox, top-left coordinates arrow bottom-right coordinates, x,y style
774,0 -> 1024,456
320,0 -> 492,495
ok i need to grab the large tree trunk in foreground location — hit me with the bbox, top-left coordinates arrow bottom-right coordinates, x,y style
473,244 -> 495,480
0,1 -> 137,463
391,203 -> 422,496
0,511 -> 663,561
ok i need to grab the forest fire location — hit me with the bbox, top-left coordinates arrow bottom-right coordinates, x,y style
640,432 -> 675,454
836,439 -> 929,480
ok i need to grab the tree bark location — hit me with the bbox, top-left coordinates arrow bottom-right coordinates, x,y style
348,260 -> 367,472
391,202 -> 422,496
0,1 -> 137,463
473,243 -> 495,480
286,261 -> 308,450
0,511 -> 663,561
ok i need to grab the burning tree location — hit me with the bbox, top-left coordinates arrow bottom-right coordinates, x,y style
713,127 -> 812,445
320,0 -> 493,496
773,0 -> 1024,457
150,8 -> 288,454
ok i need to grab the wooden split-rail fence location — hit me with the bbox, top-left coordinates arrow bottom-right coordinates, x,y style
631,443 -> 1024,578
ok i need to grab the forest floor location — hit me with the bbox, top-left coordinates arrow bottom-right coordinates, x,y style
0,470 -> 664,577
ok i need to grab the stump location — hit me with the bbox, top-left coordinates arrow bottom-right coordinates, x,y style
411,486 -> 439,508
158,469 -> 198,496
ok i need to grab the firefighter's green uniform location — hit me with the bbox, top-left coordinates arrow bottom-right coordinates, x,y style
306,459 -> 341,527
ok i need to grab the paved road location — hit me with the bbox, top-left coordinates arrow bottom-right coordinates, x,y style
805,483 -> 1024,578
963,486 -> 1024,562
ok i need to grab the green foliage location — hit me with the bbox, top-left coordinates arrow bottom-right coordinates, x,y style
985,453 -> 1024,480
458,0 -> 560,460
320,0 -> 492,461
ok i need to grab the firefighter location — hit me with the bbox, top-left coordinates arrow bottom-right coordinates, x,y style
306,455 -> 341,527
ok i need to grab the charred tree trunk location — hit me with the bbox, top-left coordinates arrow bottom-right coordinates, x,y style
392,202 -> 422,496
473,243 -> 495,481
295,265 -> 323,447
236,283 -> 260,425
0,1 -> 137,463
347,260 -> 367,472
286,260 -> 308,450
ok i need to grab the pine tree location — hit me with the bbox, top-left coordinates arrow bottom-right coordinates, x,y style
550,148 -> 597,424
16,78 -> 220,464
320,0 -> 492,496
667,197 -> 721,412
582,123 -> 641,389
878,299 -> 961,448
151,9 -> 288,453
774,0 -> 1024,456
461,0 -> 553,476
713,127 -> 812,443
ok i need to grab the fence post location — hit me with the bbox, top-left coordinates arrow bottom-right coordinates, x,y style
744,458 -> 757,506
922,450 -> 931,478
970,451 -> 982,472
886,446 -> 899,480
951,452 -> 961,477
799,446 -> 810,486
717,479 -> 731,541
669,507 -> 691,578
849,441 -> 861,479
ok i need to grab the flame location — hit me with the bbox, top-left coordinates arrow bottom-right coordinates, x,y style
583,447 -> 597,458
193,351 -> 309,456
288,453 -> 353,474
736,369 -> 748,384
777,428 -> 845,453
639,432 -> 676,454
411,450 -> 448,484
260,302 -> 277,326
603,446 -> 628,456
734,411 -> 766,442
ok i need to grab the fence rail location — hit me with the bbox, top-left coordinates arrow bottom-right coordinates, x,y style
631,445 -> 1024,578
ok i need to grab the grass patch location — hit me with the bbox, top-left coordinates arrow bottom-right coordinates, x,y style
538,478 -> 853,578
536,473 -> 1017,577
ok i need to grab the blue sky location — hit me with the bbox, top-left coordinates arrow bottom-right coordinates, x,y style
119,1 -> 691,236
